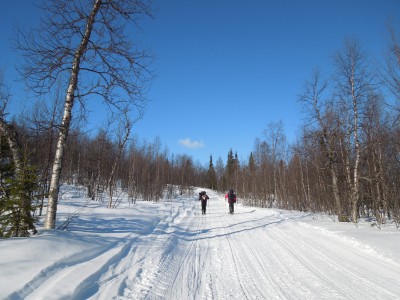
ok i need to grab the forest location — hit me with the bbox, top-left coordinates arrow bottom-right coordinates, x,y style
1,0 -> 400,237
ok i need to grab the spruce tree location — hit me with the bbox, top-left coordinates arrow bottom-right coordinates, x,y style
225,149 -> 236,190
248,152 -> 256,201
207,155 -> 217,190
0,134 -> 38,238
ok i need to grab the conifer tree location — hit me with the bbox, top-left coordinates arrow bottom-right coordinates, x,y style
225,149 -> 235,190
248,152 -> 256,202
0,134 -> 38,238
207,155 -> 217,190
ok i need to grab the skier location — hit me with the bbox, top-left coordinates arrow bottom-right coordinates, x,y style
226,189 -> 236,214
199,191 -> 209,215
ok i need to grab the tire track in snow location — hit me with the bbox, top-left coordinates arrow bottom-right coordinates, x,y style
14,204 -> 177,299
10,231 -> 144,300
239,224 -> 291,299
79,204 -> 187,299
245,216 -> 325,299
196,192 -> 226,300
157,212 -> 203,299
226,228 -> 265,299
121,199 -> 205,299
165,196 -> 221,299
270,225 -> 400,299
109,204 -> 187,298
220,210 -> 308,299
217,208 -> 276,300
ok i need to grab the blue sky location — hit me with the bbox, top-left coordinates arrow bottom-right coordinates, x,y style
1,1 -> 400,166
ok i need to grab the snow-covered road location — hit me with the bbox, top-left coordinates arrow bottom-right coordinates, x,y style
118,190 -> 400,300
2,187 -> 400,299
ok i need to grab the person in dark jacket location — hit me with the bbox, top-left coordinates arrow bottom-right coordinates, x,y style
199,191 -> 209,215
226,189 -> 236,214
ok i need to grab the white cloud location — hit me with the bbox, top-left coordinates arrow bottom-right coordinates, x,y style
178,138 -> 204,149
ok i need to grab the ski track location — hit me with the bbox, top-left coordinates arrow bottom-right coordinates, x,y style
270,226 -> 400,299
10,190 -> 400,300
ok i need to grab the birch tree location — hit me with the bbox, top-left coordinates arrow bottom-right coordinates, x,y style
334,39 -> 373,223
16,0 -> 153,229
107,110 -> 132,208
384,26 -> 400,107
263,121 -> 286,206
299,69 -> 343,219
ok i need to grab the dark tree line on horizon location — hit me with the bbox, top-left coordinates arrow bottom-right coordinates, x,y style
1,0 -> 400,237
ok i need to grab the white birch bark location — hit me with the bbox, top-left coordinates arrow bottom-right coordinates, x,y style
0,120 -> 23,174
44,0 -> 102,229
351,77 -> 361,223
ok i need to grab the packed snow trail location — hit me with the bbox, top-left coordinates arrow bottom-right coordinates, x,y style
6,188 -> 400,299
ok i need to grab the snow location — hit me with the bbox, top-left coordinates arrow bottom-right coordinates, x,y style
1,186 -> 400,300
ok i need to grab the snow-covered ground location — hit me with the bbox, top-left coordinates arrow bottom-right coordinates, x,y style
1,186 -> 400,300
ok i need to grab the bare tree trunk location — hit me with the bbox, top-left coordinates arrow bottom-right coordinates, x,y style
351,78 -> 361,223
40,126 -> 55,216
376,144 -> 389,218
330,162 -> 342,218
299,70 -> 342,217
320,131 -> 342,217
0,120 -> 23,173
44,0 -> 102,229
334,39 -> 373,223
108,115 -> 131,208
371,146 -> 383,225
300,159 -> 311,210
340,135 -> 353,216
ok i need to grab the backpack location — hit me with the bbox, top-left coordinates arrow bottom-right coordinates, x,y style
228,190 -> 235,201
